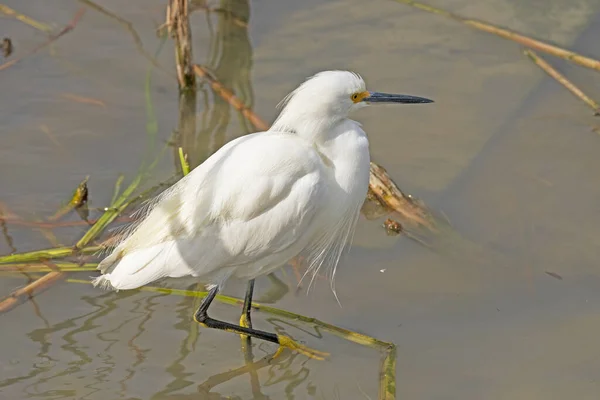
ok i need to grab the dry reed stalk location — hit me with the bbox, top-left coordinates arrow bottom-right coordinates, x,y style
0,8 -> 86,72
391,0 -> 600,72
168,0 -> 197,174
524,49 -> 600,115
0,269 -> 65,314
369,163 -> 434,229
168,0 -> 195,91
194,64 -> 433,230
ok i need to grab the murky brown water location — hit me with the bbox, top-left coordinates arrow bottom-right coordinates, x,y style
2,0 -> 600,398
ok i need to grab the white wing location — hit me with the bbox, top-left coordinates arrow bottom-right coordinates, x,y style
94,131 -> 328,290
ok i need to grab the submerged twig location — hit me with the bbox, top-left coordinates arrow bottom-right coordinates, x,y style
110,174 -> 125,205
524,49 -> 600,115
190,3 -> 248,28
0,202 -> 17,253
60,93 -> 106,108
194,64 -> 267,130
0,4 -> 52,32
380,345 -> 397,400
0,8 -> 86,72
391,0 -> 600,72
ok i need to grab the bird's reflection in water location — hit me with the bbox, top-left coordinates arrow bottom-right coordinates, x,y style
150,286 -> 321,399
152,346 -> 314,399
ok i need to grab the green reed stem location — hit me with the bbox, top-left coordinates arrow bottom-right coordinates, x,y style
0,246 -> 102,264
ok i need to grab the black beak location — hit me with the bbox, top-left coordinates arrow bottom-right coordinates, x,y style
364,91 -> 434,104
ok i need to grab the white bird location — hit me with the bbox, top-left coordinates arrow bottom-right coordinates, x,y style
93,70 -> 432,359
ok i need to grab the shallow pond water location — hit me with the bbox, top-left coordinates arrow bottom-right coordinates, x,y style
2,0 -> 600,398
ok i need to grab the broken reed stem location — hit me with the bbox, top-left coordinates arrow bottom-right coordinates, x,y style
169,0 -> 196,91
48,176 -> 89,221
0,4 -> 53,32
194,63 -> 433,230
0,270 -> 65,314
0,7 -> 86,72
524,49 -> 600,115
65,278 -> 397,399
369,163 -> 434,230
391,0 -> 600,72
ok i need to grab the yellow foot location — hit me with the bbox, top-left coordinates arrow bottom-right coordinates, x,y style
239,314 -> 251,340
272,335 -> 329,361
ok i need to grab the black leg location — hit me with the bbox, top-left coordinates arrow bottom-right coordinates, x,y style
193,284 -> 329,360
240,279 -> 255,329
194,285 -> 279,344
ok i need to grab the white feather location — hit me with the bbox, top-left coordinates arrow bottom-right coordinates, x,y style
95,71 -> 372,300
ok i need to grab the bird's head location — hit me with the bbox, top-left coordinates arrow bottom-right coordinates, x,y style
273,70 -> 433,131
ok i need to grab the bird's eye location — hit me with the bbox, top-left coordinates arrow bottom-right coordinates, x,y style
351,91 -> 369,103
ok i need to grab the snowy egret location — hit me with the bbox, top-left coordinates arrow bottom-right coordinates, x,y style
93,70 -> 433,359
